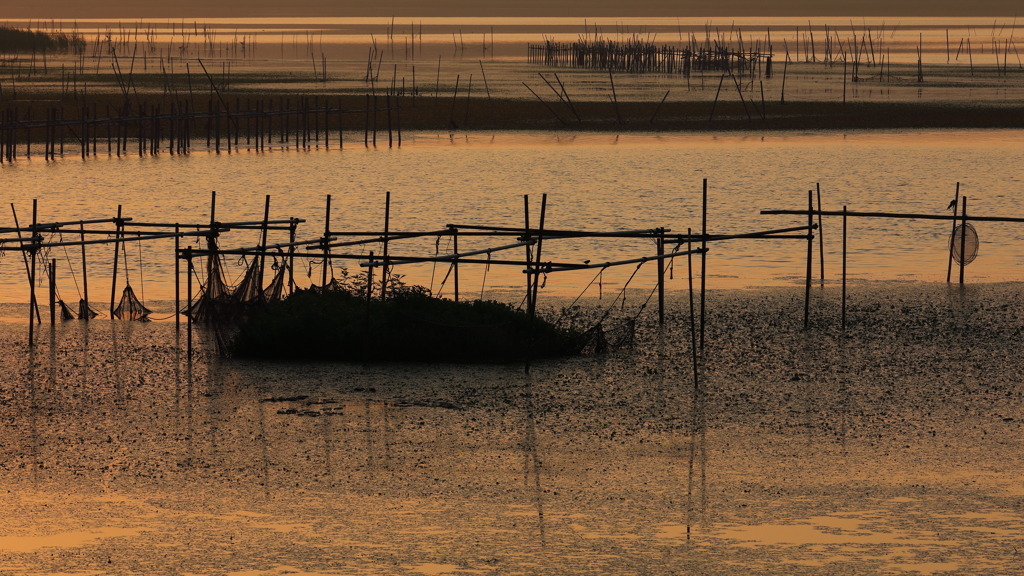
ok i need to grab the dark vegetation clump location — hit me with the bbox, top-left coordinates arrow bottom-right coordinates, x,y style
230,274 -> 584,364
0,26 -> 85,53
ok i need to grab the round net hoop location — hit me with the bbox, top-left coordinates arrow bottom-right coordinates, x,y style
949,222 -> 979,265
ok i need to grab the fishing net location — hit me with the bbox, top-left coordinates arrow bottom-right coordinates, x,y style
113,283 -> 152,321
578,318 -> 635,355
233,256 -> 264,304
264,260 -> 289,302
950,222 -> 979,265
58,300 -> 77,321
78,298 -> 99,320
187,254 -> 234,323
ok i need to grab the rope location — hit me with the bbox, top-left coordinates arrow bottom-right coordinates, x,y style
58,232 -> 83,299
479,252 -> 491,300
137,237 -> 145,305
553,265 -> 608,328
632,280 -> 660,322
593,260 -> 644,328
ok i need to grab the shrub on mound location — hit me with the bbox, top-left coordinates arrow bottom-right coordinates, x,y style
230,288 -> 583,363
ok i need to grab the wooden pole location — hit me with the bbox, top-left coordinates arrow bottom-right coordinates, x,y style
946,182 -> 960,282
175,224 -> 180,330
258,195 -> 271,295
816,183 -> 825,286
700,178 -> 707,353
804,190 -> 813,329
453,228 -> 460,303
322,194 -> 332,288
382,192 -> 391,301
110,204 -> 123,316
49,259 -> 56,325
186,246 -> 193,358
80,222 -> 90,320
656,230 -> 665,326
959,196 -> 967,285
29,199 -> 37,346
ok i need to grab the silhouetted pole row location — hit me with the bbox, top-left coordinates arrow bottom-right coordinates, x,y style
0,96 -> 403,162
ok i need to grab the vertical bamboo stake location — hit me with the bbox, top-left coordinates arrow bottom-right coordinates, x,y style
258,195 -> 270,294
959,197 -> 967,284
453,228 -> 460,303
322,194 -> 332,288
29,199 -> 38,346
946,182 -> 960,282
530,194 -> 548,316
110,204 -> 123,316
700,178 -> 707,353
381,191 -> 391,301
816,183 -> 825,286
186,246 -> 192,358
49,259 -> 56,325
657,229 -> 665,327
804,190 -> 813,329
80,222 -> 90,320
175,224 -> 180,330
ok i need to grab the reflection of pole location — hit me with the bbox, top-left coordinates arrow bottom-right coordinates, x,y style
842,206 -> 847,331
685,229 -> 700,540
186,246 -> 193,359
946,182 -> 960,283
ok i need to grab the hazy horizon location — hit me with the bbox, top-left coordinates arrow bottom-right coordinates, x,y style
5,0 -> 1022,19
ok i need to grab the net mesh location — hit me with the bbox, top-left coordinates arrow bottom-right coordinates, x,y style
950,222 -> 980,265
113,283 -> 152,321
578,318 -> 635,355
58,300 -> 77,321
77,298 -> 99,320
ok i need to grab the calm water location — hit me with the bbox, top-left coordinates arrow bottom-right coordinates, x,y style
2,284 -> 1024,574
2,129 -> 1024,308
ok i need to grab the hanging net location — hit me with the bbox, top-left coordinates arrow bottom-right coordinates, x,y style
113,283 -> 152,321
233,256 -> 265,305
950,222 -> 979,265
577,318 -> 635,355
264,260 -> 289,302
78,299 -> 99,320
58,300 -> 77,321
187,253 -> 234,323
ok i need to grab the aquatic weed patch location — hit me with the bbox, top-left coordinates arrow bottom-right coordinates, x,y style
230,288 -> 584,363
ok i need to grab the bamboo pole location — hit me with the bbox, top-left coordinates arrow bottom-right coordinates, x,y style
959,197 -> 967,284
946,182 -> 960,282
29,199 -> 37,346
804,190 -> 813,329
700,178 -> 707,353
322,194 -> 332,287
816,183 -> 825,286
174,223 -> 180,330
109,204 -> 123,316
80,222 -> 90,320
381,191 -> 391,301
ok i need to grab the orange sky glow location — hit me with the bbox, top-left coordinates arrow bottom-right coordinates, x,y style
5,0 -> 1022,18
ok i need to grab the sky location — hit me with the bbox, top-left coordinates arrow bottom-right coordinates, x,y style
4,0 -> 1022,19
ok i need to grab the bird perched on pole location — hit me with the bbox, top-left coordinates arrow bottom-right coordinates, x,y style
947,199 -> 958,210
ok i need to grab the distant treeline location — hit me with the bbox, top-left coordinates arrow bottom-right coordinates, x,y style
0,26 -> 84,53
